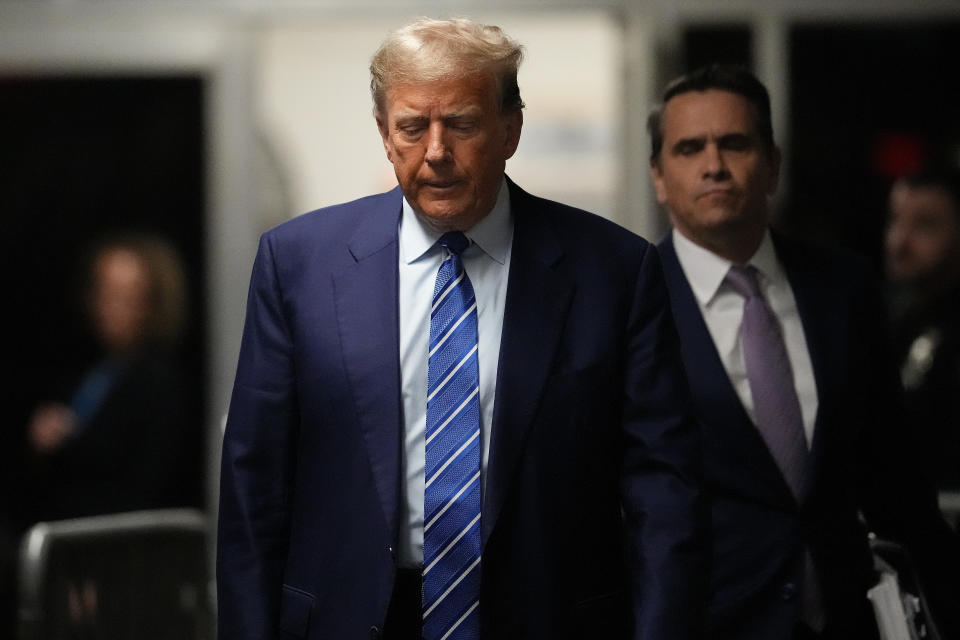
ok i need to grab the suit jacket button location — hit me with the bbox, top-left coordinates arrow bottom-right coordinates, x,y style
370,625 -> 381,639
780,582 -> 798,601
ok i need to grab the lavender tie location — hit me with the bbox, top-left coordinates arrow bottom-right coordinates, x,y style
726,264 -> 825,631
725,265 -> 808,498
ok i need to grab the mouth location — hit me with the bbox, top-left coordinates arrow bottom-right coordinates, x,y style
421,179 -> 460,197
698,187 -> 736,200
422,180 -> 462,193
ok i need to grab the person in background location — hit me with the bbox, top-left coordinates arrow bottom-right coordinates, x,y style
885,168 -> 960,492
27,232 -> 201,520
217,16 -> 704,640
649,64 -> 960,639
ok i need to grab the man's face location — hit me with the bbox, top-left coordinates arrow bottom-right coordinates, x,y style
885,182 -> 960,286
650,89 -> 779,254
377,73 -> 522,232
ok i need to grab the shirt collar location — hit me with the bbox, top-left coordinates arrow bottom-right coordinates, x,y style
746,229 -> 783,288
399,178 -> 512,265
672,226 -> 780,306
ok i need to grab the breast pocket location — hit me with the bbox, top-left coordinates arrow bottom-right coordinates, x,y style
277,584 -> 315,639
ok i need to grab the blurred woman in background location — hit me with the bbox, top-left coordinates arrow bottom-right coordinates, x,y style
27,232 -> 201,519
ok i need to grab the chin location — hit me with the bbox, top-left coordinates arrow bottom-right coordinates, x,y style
417,207 -> 464,231
420,202 -> 459,219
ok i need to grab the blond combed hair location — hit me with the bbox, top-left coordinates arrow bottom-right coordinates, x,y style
370,17 -> 525,118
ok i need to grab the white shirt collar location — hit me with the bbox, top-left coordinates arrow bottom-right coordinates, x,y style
672,227 -> 782,307
399,178 -> 512,265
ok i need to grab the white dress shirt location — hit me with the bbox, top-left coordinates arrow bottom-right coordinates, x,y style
671,228 -> 819,445
397,179 -> 513,566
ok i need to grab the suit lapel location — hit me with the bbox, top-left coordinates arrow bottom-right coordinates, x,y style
772,233 -> 841,493
482,181 -> 574,547
332,188 -> 404,543
659,234 -> 796,502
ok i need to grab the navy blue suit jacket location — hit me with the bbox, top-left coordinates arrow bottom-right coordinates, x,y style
217,179 -> 704,640
658,231 -> 960,640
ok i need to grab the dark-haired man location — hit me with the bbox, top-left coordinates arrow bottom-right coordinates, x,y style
649,64 -> 960,639
886,169 -> 960,491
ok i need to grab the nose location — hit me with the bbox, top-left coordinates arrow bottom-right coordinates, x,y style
424,122 -> 451,165
703,142 -> 730,180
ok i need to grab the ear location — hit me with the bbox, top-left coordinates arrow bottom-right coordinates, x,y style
376,113 -> 394,163
502,109 -> 523,160
649,158 -> 669,205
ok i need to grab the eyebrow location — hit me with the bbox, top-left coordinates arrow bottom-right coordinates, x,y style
669,136 -> 706,153
393,105 -> 484,122
669,132 -> 755,152
394,114 -> 428,127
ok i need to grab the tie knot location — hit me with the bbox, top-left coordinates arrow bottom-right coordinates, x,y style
438,232 -> 470,257
725,264 -> 762,299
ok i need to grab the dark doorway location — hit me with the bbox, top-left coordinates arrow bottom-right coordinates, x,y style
785,22 -> 960,268
684,23 -> 753,71
0,75 -> 207,521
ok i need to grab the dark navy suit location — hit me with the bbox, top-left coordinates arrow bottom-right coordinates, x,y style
658,231 -> 960,640
217,179 -> 704,640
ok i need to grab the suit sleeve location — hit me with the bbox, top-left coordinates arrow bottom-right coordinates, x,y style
620,244 -> 707,640
217,233 -> 299,640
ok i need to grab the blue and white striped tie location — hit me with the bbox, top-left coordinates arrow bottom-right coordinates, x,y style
423,231 -> 482,640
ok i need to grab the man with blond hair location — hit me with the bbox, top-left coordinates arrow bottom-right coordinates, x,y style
218,17 -> 703,640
